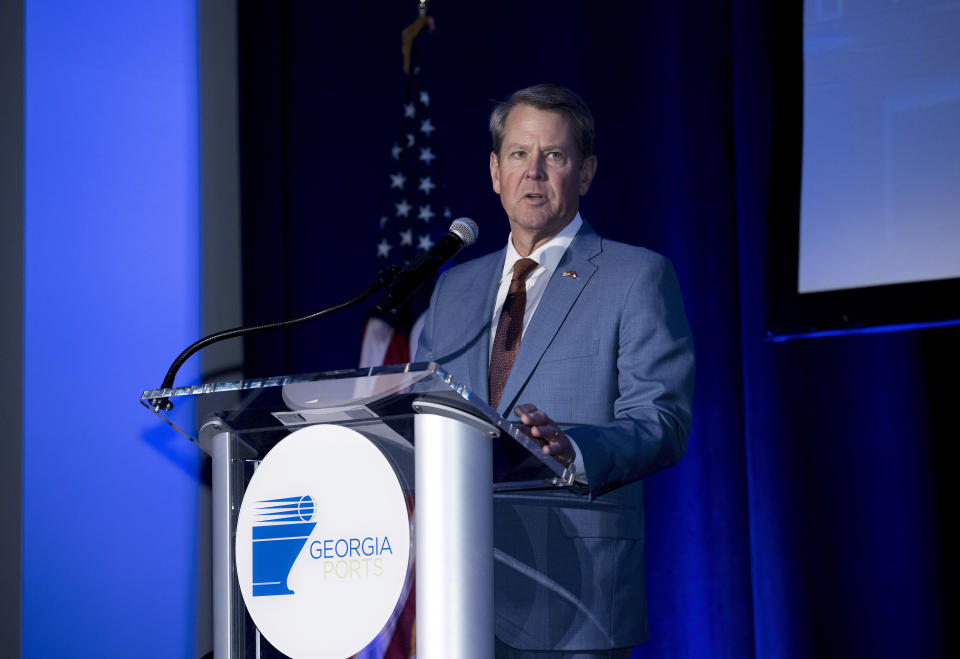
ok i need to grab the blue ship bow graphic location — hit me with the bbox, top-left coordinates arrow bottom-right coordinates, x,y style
252,495 -> 317,597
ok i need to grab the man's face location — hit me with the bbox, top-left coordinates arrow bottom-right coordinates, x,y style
490,105 -> 597,252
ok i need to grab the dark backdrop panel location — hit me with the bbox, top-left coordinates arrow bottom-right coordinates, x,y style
0,0 -> 23,650
236,1 -> 953,656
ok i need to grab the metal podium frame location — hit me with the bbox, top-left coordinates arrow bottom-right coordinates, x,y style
142,362 -> 575,659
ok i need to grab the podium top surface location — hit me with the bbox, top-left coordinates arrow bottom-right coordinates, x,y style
141,362 -> 575,489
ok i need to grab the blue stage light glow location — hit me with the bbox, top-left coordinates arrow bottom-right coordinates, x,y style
766,317 -> 960,342
23,1 -> 201,656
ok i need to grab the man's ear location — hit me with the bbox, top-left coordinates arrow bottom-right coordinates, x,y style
579,155 -> 598,196
490,151 -> 501,195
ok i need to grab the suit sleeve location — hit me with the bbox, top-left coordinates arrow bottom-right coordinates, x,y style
413,270 -> 446,363
568,256 -> 695,499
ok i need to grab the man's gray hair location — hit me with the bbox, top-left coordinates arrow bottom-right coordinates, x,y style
489,83 -> 595,161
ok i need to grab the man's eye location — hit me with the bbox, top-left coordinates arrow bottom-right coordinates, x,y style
511,151 -> 526,159
546,152 -> 564,161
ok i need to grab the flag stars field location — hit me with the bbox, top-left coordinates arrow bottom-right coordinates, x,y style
418,205 -> 435,222
418,176 -> 435,195
395,199 -> 412,217
418,234 -> 435,251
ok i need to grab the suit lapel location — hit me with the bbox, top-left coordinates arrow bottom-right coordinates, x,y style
495,225 -> 602,415
461,249 -> 506,399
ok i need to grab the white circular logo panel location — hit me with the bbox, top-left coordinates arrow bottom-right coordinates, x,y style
236,424 -> 411,659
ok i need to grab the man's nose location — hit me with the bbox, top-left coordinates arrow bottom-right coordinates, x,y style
524,153 -> 546,180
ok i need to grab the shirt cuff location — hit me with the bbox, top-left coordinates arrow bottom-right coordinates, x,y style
565,432 -> 589,484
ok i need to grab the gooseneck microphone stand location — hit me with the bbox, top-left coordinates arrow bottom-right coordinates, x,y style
148,266 -> 401,411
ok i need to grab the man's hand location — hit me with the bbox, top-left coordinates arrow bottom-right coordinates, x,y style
514,403 -> 576,468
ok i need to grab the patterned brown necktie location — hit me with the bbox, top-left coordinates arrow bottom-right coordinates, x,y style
489,257 -> 539,410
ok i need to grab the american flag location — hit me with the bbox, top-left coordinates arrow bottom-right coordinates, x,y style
359,14 -> 451,370
356,13 -> 448,659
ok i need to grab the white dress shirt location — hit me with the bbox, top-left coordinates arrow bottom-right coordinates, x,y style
489,214 -> 583,355
489,213 -> 588,482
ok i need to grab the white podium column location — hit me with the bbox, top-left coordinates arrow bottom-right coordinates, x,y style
414,401 -> 497,659
208,426 -> 249,659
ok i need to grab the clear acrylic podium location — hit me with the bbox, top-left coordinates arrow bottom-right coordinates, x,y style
141,362 -> 575,659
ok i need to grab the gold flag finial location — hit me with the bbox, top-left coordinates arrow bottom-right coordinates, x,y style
401,8 -> 435,74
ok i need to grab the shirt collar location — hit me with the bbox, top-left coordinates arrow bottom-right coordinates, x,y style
500,213 -> 583,282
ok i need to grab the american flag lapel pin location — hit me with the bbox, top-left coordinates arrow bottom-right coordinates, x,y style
562,271 -> 578,278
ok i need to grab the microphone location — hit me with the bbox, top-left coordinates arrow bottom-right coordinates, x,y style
374,217 -> 478,315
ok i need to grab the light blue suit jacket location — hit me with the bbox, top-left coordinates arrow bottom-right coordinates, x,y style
416,221 -> 695,651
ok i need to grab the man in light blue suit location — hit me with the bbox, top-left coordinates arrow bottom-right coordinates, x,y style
416,84 -> 695,658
